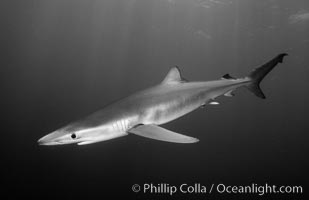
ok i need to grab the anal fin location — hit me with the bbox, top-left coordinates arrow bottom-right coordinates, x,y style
128,124 -> 199,143
209,101 -> 219,105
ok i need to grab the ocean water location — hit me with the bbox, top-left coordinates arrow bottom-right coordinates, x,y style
1,0 -> 308,199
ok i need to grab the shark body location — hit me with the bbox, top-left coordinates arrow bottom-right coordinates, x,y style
38,53 -> 288,146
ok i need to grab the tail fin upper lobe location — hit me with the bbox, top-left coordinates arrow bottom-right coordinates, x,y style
247,53 -> 288,99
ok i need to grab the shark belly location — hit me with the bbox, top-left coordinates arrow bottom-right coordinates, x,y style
140,91 -> 208,125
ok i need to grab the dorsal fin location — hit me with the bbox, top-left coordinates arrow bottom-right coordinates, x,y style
221,73 -> 236,80
162,66 -> 188,84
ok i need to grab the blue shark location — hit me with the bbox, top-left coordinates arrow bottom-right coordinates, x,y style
38,53 -> 288,145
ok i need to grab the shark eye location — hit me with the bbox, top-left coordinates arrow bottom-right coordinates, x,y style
71,133 -> 77,139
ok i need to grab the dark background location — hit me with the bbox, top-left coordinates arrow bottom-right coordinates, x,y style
1,0 -> 308,199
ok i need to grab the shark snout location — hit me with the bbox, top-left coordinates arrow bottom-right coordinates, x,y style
37,133 -> 62,145
37,137 -> 45,145
38,136 -> 56,145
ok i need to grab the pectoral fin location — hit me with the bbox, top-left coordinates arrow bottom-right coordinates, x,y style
128,124 -> 199,143
224,90 -> 235,97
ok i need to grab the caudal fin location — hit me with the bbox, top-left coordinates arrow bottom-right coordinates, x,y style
247,53 -> 288,99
